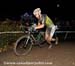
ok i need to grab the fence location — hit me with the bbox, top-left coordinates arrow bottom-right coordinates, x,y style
0,30 -> 75,40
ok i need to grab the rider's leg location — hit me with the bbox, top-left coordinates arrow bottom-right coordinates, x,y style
45,28 -> 52,48
55,37 -> 58,45
50,25 -> 58,45
45,25 -> 58,48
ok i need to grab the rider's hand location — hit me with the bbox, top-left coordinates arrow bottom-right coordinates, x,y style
32,24 -> 36,31
28,24 -> 36,32
28,26 -> 36,32
33,27 -> 36,31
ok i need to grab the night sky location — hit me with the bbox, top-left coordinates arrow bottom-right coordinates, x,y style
0,0 -> 75,20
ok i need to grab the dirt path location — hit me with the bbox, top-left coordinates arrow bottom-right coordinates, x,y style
0,41 -> 75,66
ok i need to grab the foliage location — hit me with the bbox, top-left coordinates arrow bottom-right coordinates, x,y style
0,20 -> 24,53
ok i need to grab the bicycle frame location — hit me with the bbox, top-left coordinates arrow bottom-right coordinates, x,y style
24,29 -> 45,46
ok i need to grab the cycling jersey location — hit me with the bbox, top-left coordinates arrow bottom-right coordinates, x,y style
38,14 -> 54,28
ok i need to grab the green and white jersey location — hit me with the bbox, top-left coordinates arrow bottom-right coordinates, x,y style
38,14 -> 54,28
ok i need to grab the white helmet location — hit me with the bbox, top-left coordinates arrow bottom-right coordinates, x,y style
33,8 -> 41,15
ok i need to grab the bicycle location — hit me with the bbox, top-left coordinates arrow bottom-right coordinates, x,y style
14,24 -> 46,56
14,13 -> 58,56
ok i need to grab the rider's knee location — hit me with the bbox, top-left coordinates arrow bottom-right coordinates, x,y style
45,36 -> 52,42
45,36 -> 47,41
49,36 -> 53,41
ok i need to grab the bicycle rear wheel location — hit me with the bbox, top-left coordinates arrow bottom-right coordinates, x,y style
14,35 -> 32,56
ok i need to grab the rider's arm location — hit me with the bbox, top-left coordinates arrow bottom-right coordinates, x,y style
35,23 -> 44,29
35,15 -> 45,30
35,19 -> 45,29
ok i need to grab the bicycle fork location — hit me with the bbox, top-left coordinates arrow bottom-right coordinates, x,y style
24,35 -> 33,47
24,36 -> 30,47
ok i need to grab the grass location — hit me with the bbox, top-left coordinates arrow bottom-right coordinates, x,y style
0,19 -> 24,53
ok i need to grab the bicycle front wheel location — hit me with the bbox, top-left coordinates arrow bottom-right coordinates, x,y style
14,35 -> 32,56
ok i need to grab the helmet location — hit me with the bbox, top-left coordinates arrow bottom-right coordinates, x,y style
33,8 -> 41,15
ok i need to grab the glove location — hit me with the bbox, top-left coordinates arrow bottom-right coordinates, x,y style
33,27 -> 36,31
28,26 -> 36,32
28,27 -> 32,31
32,24 -> 36,31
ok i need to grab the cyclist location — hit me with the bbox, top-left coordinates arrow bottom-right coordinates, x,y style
33,8 -> 58,49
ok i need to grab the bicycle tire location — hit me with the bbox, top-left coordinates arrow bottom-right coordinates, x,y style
14,35 -> 32,56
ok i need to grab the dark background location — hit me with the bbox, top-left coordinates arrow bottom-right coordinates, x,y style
0,0 -> 75,20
